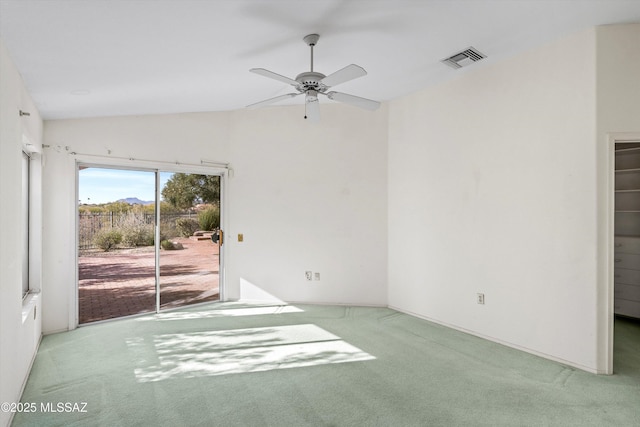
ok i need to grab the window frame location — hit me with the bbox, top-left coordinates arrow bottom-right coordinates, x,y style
21,149 -> 30,298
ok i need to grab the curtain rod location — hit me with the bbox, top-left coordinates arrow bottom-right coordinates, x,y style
43,146 -> 230,169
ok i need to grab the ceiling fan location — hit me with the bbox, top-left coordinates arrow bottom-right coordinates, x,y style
247,34 -> 380,121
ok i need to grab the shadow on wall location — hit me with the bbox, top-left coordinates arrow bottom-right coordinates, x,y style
240,277 -> 286,305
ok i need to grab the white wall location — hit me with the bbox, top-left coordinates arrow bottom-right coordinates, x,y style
227,106 -> 388,306
387,29 -> 601,371
595,23 -> 640,372
42,103 -> 388,333
0,40 -> 43,427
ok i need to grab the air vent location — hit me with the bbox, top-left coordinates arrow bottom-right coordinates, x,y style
442,47 -> 486,69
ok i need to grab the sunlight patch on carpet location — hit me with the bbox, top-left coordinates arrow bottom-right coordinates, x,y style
136,304 -> 304,322
127,324 -> 375,382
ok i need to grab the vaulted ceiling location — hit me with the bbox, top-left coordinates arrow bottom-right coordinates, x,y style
1,0 -> 639,120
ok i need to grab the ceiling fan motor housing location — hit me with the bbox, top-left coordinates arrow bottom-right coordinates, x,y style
295,71 -> 327,93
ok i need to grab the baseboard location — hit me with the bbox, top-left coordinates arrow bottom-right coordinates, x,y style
388,305 -> 600,375
286,300 -> 388,309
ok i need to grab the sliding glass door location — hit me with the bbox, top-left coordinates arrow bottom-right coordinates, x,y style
159,172 -> 221,309
77,165 -> 221,324
78,167 -> 157,323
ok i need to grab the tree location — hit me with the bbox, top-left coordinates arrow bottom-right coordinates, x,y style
161,174 -> 220,209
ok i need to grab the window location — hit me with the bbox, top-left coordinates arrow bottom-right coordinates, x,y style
22,150 -> 30,297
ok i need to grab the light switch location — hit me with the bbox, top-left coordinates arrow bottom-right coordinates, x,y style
238,233 -> 244,242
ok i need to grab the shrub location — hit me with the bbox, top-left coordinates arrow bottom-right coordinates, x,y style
175,218 -> 199,237
117,212 -> 154,247
124,227 -> 154,247
198,206 -> 220,231
94,229 -> 122,251
160,222 -> 179,241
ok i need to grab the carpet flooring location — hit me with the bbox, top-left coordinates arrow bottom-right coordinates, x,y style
11,302 -> 640,426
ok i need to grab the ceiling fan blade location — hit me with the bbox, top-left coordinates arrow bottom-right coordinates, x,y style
326,91 -> 380,111
246,93 -> 300,109
305,96 -> 320,122
320,64 -> 367,87
250,68 -> 299,86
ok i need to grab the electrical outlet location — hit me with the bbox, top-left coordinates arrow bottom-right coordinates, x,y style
305,271 -> 313,281
477,293 -> 485,305
314,272 -> 320,281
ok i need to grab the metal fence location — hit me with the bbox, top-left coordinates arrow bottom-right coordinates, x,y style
78,212 -> 195,250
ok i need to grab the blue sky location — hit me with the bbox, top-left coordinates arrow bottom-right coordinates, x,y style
78,167 -> 173,205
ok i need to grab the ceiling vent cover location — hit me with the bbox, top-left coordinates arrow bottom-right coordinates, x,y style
442,47 -> 486,69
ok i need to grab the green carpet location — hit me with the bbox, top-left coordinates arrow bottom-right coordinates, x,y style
11,302 -> 640,426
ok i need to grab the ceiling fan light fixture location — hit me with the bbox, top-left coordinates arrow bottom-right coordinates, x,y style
306,90 -> 318,102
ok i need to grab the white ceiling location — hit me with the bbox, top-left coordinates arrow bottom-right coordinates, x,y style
1,0 -> 639,120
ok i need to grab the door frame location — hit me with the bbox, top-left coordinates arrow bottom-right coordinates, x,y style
74,160 -> 228,327
603,133 -> 640,375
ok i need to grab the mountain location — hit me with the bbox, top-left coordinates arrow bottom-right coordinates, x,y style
117,197 -> 154,205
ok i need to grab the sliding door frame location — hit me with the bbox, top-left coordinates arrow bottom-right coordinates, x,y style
155,171 -> 161,312
74,160 -> 227,327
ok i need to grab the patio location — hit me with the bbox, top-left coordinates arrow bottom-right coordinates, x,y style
78,237 -> 219,324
